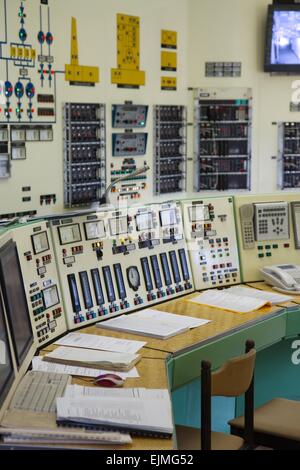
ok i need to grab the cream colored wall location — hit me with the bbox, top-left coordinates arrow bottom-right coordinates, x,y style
0,0 -> 189,216
2,0 -> 298,218
188,0 -> 299,195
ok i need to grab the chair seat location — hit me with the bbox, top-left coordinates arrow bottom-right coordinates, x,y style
229,398 -> 300,441
176,425 -> 244,450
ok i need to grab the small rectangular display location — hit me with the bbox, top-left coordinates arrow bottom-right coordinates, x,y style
79,272 -> 93,310
141,258 -> 153,292
160,209 -> 177,227
84,220 -> 105,240
102,266 -> 116,303
58,224 -> 81,245
42,285 -> 59,309
38,266 -> 46,276
114,264 -> 127,300
169,251 -> 181,284
136,212 -> 154,231
31,231 -> 49,254
150,255 -> 163,289
188,205 -> 210,223
178,249 -> 190,281
109,217 -> 128,236
160,253 -> 172,286
67,274 -> 81,313
91,269 -> 105,306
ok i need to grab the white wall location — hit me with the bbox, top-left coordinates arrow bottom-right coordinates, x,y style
188,0 -> 298,195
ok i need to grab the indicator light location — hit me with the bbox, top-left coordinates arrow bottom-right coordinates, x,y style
19,28 -> 27,42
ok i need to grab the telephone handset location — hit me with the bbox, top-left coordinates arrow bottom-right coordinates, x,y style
260,264 -> 300,294
240,204 -> 255,250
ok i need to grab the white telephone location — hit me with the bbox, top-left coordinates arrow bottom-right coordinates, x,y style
260,265 -> 300,294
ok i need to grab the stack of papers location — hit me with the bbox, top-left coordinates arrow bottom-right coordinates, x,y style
55,332 -> 146,354
189,287 -> 291,314
31,357 -> 139,379
42,347 -> 140,372
56,388 -> 173,437
96,309 -> 210,339
64,384 -> 169,400
0,427 -> 132,447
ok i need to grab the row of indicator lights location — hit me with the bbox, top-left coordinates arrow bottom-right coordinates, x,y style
2,81 -> 35,99
38,31 -> 54,45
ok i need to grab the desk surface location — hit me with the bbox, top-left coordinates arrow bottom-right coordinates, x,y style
35,287 -> 293,450
38,348 -> 173,451
88,292 -> 283,355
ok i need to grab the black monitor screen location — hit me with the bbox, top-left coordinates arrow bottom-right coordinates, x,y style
0,240 -> 33,368
0,290 -> 15,408
265,5 -> 300,72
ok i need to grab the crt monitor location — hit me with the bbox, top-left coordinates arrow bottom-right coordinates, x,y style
0,289 -> 15,408
265,4 -> 300,72
0,240 -> 34,368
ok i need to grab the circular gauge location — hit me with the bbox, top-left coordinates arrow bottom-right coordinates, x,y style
46,32 -> 53,45
14,81 -> 24,99
26,82 -> 35,99
4,81 -> 13,98
127,266 -> 140,291
38,30 -> 45,44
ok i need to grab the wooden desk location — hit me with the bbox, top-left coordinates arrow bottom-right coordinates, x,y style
91,292 -> 283,356
37,287 -> 300,446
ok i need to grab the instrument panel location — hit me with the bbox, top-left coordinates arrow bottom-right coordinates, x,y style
49,202 -> 194,330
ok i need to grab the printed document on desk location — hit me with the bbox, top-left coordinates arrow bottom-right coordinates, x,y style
189,290 -> 270,313
32,357 -> 139,379
0,427 -> 132,446
64,384 -> 169,401
96,309 -> 210,339
226,286 -> 292,304
42,347 -> 140,372
55,332 -> 146,354
56,394 -> 173,437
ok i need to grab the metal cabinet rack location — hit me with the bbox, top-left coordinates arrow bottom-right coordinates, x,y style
194,88 -> 252,192
153,105 -> 187,195
278,122 -> 300,189
63,103 -> 106,208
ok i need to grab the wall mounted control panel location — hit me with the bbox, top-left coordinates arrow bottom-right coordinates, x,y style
112,133 -> 148,157
235,194 -> 300,282
112,104 -> 148,128
63,103 -> 106,208
12,222 -> 67,346
49,202 -> 194,330
181,197 -> 241,290
153,105 -> 187,195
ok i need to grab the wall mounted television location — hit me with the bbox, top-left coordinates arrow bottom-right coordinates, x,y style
265,4 -> 300,73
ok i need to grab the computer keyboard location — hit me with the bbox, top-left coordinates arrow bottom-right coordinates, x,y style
9,371 -> 71,413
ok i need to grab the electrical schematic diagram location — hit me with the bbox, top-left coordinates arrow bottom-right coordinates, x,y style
0,0 -> 57,124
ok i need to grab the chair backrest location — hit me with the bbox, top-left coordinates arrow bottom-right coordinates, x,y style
211,348 -> 256,397
201,340 -> 256,450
